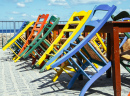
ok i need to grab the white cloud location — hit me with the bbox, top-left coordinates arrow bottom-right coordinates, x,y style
25,0 -> 33,3
120,9 -> 130,13
53,15 -> 57,17
12,11 -> 19,14
48,0 -> 68,6
9,17 -> 14,20
71,0 -> 115,4
17,2 -> 25,7
22,14 -> 27,17
117,1 -> 121,4
31,15 -> 38,19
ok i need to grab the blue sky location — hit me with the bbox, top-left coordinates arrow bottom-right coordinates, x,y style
0,0 -> 130,21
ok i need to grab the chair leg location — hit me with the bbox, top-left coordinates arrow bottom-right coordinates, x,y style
67,64 -> 87,89
52,67 -> 64,82
67,70 -> 81,89
52,63 -> 70,82
80,62 -> 111,96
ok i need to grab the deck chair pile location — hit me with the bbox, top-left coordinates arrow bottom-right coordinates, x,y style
49,4 -> 116,96
2,4 -> 120,96
2,14 -> 60,63
12,14 -> 50,62
15,15 -> 60,66
20,10 -> 94,81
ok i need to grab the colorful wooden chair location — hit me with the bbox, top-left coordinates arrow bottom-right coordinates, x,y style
3,21 -> 29,51
119,18 -> 130,73
2,21 -> 34,57
13,14 -> 49,62
50,4 -> 116,96
16,15 -> 60,64
3,21 -> 29,46
120,33 -> 130,73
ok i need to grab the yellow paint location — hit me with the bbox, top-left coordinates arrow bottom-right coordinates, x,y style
63,66 -> 76,72
19,36 -> 26,43
13,56 -> 17,60
52,63 -> 72,82
14,42 -> 21,49
9,47 -> 19,58
2,21 -> 34,51
37,10 -> 93,83
35,10 -> 92,67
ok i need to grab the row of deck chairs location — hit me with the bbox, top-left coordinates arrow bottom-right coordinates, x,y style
3,4 -> 130,96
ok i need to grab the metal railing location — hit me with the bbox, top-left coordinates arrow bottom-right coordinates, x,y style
0,21 -> 25,48
0,21 -> 67,48
58,21 -> 67,24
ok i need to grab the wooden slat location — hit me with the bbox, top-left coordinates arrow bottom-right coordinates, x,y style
69,21 -> 80,24
64,29 -> 75,32
37,22 -> 43,24
54,44 -> 62,46
46,54 -> 54,57
34,28 -> 40,31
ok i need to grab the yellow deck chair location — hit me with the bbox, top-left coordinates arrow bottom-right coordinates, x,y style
2,21 -> 34,57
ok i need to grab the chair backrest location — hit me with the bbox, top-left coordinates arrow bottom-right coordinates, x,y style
111,11 -> 130,21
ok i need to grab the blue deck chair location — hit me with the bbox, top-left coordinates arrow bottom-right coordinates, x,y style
49,4 -> 116,96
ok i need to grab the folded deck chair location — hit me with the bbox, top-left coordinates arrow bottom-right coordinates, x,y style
111,11 -> 130,21
3,21 -> 29,46
15,16 -> 60,64
120,32 -> 130,73
50,4 -> 116,96
2,21 -> 34,57
13,14 -> 49,62
34,10 -> 92,73
119,18 -> 130,73
2,21 -> 29,54
111,13 -> 130,73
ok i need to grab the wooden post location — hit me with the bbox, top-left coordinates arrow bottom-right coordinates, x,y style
111,26 -> 121,96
